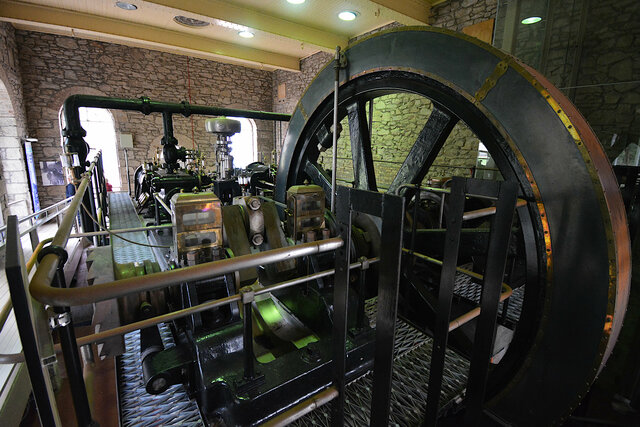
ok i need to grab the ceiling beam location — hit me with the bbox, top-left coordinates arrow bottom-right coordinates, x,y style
0,0 -> 301,71
367,0 -> 431,24
146,0 -> 348,50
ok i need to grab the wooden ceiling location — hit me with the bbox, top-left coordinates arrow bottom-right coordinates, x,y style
0,0 -> 446,71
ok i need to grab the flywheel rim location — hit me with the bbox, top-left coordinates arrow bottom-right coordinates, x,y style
275,26 -> 630,425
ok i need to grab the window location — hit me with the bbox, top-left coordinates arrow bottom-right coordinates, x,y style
79,108 -> 122,190
229,118 -> 257,168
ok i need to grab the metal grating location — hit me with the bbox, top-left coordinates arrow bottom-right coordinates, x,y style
453,274 -> 524,324
109,192 -> 204,427
293,298 -> 470,426
119,326 -> 204,427
109,192 -> 156,264
109,193 -> 507,425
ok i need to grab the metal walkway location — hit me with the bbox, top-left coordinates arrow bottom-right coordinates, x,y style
293,297 -> 470,426
294,272 -> 521,426
109,192 -> 204,427
108,193 -> 517,426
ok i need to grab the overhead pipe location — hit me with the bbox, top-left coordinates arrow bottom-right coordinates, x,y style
61,94 -> 291,167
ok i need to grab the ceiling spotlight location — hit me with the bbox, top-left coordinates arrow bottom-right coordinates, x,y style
338,11 -> 358,21
521,16 -> 542,25
238,30 -> 255,38
286,0 -> 306,4
174,16 -> 210,27
115,1 -> 137,10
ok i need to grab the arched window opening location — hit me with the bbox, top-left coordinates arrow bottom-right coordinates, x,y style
59,107 -> 121,190
230,118 -> 257,169
79,108 -> 121,190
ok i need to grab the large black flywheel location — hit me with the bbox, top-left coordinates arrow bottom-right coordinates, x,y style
275,27 -> 630,425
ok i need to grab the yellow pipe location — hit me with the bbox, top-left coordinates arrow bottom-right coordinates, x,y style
26,237 -> 53,273
448,285 -> 512,332
402,248 -> 514,331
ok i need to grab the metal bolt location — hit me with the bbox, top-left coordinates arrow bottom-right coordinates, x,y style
152,377 -> 167,393
251,233 -> 264,246
305,230 -> 316,242
322,228 -> 331,240
248,197 -> 261,211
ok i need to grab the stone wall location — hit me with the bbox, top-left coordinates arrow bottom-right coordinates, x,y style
0,22 -> 29,220
495,0 -> 640,161
430,0 -> 498,32
316,94 -> 478,189
573,0 -> 639,160
16,30 -> 275,207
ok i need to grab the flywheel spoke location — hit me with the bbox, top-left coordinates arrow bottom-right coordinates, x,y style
387,107 -> 459,194
347,100 -> 377,191
304,159 -> 332,199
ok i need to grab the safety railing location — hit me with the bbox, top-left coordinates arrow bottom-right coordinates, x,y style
6,151 -> 348,425
0,195 -> 73,251
5,156 -> 524,427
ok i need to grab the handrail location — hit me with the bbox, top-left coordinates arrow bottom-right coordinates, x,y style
394,183 -> 528,217
28,156 -> 98,306
449,285 -> 512,332
26,238 -> 54,274
0,197 -> 74,248
0,237 -> 54,339
31,237 -> 343,307
0,300 -> 12,335
3,251 -> 371,364
0,197 -> 73,236
70,224 -> 173,239
72,255 -> 377,347
263,386 -> 339,426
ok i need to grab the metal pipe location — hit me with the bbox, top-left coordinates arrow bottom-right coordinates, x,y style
26,237 -> 53,272
448,285 -> 512,332
52,265 -> 95,427
124,148 -> 131,196
0,300 -> 12,334
263,386 -> 338,427
63,94 -> 290,124
404,248 -> 508,286
0,352 -> 24,364
27,155 -> 95,301
463,199 -> 527,221
330,46 -> 340,213
256,195 -> 287,209
31,237 -> 343,307
255,256 -> 379,296
69,224 -> 173,239
70,256 -> 378,349
153,193 -> 171,214
0,255 -> 381,363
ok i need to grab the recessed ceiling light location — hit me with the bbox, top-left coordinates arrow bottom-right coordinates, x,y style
521,16 -> 542,25
174,15 -> 210,28
115,1 -> 137,10
238,30 -> 255,38
287,0 -> 306,4
338,11 -> 358,21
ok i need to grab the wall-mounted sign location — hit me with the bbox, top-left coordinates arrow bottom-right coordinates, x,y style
23,138 -> 40,212
40,160 -> 65,186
